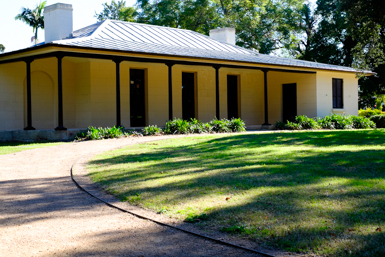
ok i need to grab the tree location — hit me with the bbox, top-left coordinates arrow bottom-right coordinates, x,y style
297,0 -> 385,108
0,44 -> 4,52
95,0 -> 137,22
136,0 -> 306,55
15,1 -> 46,45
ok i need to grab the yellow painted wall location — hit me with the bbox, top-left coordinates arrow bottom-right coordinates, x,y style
24,58 -> 60,130
219,68 -> 264,125
267,71 -> 317,122
0,62 -> 25,130
0,55 -> 360,132
316,71 -> 359,117
172,65 -> 216,122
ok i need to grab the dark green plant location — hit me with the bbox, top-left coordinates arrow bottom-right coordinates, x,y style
370,115 -> 385,128
209,118 -> 231,133
294,115 -> 320,129
142,125 -> 162,136
351,115 -> 376,129
76,126 -> 128,140
228,118 -> 246,132
164,118 -> 191,134
275,121 -> 287,130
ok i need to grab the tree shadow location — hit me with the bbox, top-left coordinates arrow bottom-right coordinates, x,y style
87,129 -> 385,256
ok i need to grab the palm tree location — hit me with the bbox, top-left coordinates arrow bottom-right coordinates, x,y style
0,44 -> 5,52
15,1 -> 46,45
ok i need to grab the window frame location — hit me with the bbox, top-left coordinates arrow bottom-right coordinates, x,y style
332,78 -> 343,109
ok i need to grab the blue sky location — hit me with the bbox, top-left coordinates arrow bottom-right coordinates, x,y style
0,0 -> 316,53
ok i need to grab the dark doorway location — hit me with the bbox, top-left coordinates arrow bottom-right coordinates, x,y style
282,83 -> 297,122
182,72 -> 195,120
227,75 -> 239,119
130,69 -> 145,127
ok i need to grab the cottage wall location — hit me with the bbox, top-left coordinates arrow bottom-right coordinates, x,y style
316,71 -> 358,117
0,56 -> 360,131
0,62 -> 25,131
268,71 -> 317,122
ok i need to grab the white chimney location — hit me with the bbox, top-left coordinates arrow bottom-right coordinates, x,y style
44,3 -> 73,43
209,27 -> 236,45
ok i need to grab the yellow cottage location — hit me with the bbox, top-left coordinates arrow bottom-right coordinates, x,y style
0,3 -> 373,140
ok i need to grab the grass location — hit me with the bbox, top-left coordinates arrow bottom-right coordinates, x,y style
0,142 -> 64,155
87,129 -> 385,256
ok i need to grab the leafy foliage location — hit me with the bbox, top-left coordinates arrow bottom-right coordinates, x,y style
97,0 -> 307,55
15,1 -> 46,45
0,44 -> 4,52
276,114 -> 376,130
76,126 -> 134,140
164,118 -> 246,134
358,109 -> 383,118
95,0 -> 137,22
370,115 -> 385,128
142,125 -> 163,136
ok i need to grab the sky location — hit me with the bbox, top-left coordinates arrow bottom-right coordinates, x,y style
0,0 -> 316,53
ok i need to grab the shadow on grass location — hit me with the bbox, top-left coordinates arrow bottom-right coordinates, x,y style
88,129 -> 385,256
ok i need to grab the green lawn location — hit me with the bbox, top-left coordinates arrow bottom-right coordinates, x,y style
88,129 -> 385,256
0,142 -> 64,155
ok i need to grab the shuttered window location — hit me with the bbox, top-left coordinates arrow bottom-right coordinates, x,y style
333,79 -> 343,109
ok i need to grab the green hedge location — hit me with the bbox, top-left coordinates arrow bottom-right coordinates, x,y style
76,118 -> 247,140
164,118 -> 246,134
370,115 -> 385,128
275,114 -> 376,130
358,109 -> 383,118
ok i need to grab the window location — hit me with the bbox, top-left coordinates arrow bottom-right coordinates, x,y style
333,78 -> 343,109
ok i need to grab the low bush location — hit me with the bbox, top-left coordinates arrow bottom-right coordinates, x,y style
142,125 -> 162,136
76,126 -> 130,140
276,114 -> 376,131
358,109 -> 382,118
228,118 -> 247,132
164,118 -> 246,134
209,118 -> 231,133
77,118 -> 246,140
371,115 -> 385,128
164,118 -> 191,134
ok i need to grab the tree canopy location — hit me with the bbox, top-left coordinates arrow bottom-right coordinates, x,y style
95,0 -> 385,107
15,1 -> 46,45
0,44 -> 5,52
95,0 -> 137,22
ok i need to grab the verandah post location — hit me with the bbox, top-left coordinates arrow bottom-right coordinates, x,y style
24,58 -> 35,130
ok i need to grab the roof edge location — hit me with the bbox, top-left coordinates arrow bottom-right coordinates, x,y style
0,43 -> 375,75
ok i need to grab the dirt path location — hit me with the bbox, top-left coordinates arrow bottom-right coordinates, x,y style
0,136 -> 293,257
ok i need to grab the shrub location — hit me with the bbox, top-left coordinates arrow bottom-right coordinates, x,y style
142,125 -> 162,136
164,118 -> 190,134
351,115 -> 376,129
77,126 -> 127,140
286,121 -> 302,130
358,109 -> 382,118
316,115 -> 335,129
209,118 -> 231,133
371,115 -> 385,128
277,114 -> 376,131
294,115 -> 320,130
228,118 -> 246,132
329,114 -> 354,129
275,121 -> 286,130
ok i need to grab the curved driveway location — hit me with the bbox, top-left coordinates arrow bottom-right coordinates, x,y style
0,136 -> 287,257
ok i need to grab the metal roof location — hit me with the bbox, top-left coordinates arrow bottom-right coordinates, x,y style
51,20 -> 360,73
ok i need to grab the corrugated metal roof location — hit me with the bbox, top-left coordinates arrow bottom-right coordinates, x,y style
55,20 -> 359,73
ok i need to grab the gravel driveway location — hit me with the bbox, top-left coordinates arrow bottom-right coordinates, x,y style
0,136 -> 292,257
